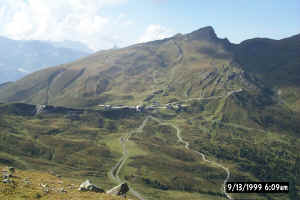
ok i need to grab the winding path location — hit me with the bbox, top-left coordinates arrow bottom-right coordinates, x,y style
108,89 -> 243,199
150,116 -> 233,200
109,117 -> 150,200
180,88 -> 242,103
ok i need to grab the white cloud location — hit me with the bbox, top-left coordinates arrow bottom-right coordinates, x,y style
17,68 -> 30,74
0,0 -> 132,51
138,24 -> 174,43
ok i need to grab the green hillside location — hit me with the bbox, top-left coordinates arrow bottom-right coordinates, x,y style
0,27 -> 256,108
0,26 -> 299,200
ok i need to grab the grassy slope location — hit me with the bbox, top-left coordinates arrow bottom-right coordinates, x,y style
0,164 -> 126,200
0,103 -> 230,200
122,118 -> 227,200
0,103 -> 144,193
114,92 -> 300,200
234,34 -> 300,112
0,97 -> 299,200
175,91 -> 300,200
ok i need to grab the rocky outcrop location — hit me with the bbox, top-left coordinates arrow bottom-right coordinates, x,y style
35,105 -> 46,115
78,180 -> 104,193
106,183 -> 130,196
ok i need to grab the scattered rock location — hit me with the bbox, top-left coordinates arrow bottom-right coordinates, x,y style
78,180 -> 104,193
24,178 -> 31,185
40,183 -> 50,193
2,172 -> 12,179
43,188 -> 50,194
40,183 -> 48,188
2,178 -> 11,184
2,166 -> 14,178
59,187 -> 67,193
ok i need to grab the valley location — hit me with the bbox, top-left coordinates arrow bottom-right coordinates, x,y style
0,89 -> 299,199
0,26 -> 299,200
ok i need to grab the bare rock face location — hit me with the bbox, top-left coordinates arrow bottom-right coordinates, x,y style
35,105 -> 46,115
78,180 -> 104,193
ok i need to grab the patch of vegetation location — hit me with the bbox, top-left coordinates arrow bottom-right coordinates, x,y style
0,164 -> 127,200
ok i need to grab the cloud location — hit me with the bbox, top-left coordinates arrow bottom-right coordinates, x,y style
17,68 -> 30,74
138,24 -> 174,43
0,0 -> 132,51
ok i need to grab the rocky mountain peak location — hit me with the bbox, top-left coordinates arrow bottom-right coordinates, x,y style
186,26 -> 218,41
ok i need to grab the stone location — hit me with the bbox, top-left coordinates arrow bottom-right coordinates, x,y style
118,183 -> 129,196
2,172 -> 12,179
106,183 -> 130,197
40,183 -> 48,188
59,187 -> 67,193
78,180 -> 104,193
2,179 -> 10,184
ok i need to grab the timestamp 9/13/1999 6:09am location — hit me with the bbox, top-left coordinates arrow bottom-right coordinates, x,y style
225,182 -> 289,193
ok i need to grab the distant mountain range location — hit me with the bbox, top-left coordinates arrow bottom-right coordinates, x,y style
0,36 -> 93,84
46,40 -> 94,54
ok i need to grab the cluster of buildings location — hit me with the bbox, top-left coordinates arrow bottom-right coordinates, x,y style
98,102 -> 187,112
98,105 -> 144,112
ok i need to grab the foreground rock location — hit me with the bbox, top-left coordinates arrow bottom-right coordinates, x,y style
1,166 -> 15,183
106,183 -> 129,197
78,180 -> 104,193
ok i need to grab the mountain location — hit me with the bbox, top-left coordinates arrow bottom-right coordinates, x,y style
234,34 -> 300,111
0,36 -> 92,84
48,40 -> 94,54
1,26 -> 298,111
0,27 -> 299,200
0,26 -> 258,107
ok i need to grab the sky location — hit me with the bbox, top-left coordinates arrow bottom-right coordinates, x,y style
0,0 -> 299,51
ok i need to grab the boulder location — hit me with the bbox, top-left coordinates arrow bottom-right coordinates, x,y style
2,173 -> 11,179
106,182 -> 130,196
78,180 -> 104,193
59,187 -> 67,193
2,179 -> 10,184
118,183 -> 129,196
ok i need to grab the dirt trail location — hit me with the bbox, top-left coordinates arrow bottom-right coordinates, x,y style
108,88 -> 242,200
181,88 -> 242,102
109,117 -> 150,200
150,116 -> 233,200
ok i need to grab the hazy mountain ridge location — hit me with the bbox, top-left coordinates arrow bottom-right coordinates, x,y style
48,40 -> 94,54
0,36 -> 92,84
